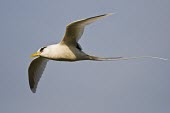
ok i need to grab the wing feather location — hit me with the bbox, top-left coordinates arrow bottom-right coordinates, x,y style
28,57 -> 48,93
61,13 -> 113,45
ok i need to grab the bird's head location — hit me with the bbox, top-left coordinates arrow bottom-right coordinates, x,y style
31,46 -> 47,57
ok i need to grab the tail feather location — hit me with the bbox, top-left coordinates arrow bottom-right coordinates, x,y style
88,55 -> 168,61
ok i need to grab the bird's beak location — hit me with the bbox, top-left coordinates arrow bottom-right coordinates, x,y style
30,52 -> 41,58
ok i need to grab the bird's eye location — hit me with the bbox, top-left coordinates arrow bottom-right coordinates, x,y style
39,47 -> 46,52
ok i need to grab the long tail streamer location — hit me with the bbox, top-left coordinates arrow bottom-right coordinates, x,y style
89,55 -> 168,61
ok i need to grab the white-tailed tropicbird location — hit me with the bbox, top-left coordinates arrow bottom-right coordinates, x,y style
28,13 -> 167,93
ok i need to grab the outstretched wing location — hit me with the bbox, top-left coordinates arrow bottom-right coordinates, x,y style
28,57 -> 48,93
61,13 -> 112,45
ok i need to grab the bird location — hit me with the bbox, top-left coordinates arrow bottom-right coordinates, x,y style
28,13 -> 167,93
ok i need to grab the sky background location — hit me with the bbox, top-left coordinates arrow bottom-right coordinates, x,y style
0,0 -> 170,113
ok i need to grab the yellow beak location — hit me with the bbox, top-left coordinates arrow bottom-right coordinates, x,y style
30,52 -> 41,58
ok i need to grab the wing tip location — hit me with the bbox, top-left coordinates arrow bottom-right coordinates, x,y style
105,13 -> 113,16
104,12 -> 117,17
31,88 -> 36,93
29,83 -> 36,93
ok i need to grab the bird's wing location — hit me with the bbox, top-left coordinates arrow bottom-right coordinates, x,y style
61,13 -> 112,45
28,57 -> 48,93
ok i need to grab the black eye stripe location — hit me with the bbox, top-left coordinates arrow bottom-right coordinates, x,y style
40,47 -> 46,52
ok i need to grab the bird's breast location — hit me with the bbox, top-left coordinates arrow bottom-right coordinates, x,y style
45,44 -> 87,61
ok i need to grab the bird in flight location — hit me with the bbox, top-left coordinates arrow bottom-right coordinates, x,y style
28,13 -> 167,93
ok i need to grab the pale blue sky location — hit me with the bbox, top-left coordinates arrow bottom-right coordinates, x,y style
0,0 -> 169,113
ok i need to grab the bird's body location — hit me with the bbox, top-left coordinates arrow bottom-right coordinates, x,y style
28,13 -> 167,93
41,43 -> 88,61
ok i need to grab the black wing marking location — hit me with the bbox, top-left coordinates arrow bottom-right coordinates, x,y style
76,43 -> 82,51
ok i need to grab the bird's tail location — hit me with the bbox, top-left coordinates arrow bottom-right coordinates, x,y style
88,55 -> 168,61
